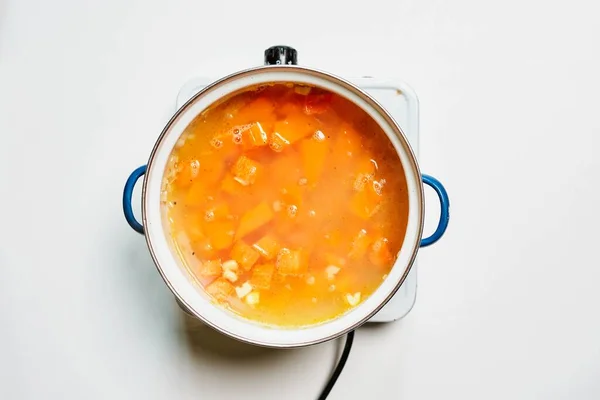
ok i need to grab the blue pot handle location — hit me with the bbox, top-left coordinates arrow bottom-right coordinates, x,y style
123,165 -> 147,234
420,174 -> 450,247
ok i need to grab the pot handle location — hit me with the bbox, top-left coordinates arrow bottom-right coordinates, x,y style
420,174 -> 450,247
123,165 -> 147,234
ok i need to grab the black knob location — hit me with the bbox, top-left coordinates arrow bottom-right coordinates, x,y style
264,45 -> 298,65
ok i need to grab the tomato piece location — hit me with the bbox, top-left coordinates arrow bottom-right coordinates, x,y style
304,92 -> 333,115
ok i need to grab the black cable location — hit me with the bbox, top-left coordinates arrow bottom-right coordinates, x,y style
317,330 -> 355,400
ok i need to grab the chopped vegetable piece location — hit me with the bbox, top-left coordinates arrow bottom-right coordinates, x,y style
223,269 -> 238,283
231,155 -> 261,186
272,113 -> 317,147
242,122 -> 268,149
235,281 -> 253,298
349,181 -> 382,219
233,97 -> 276,126
185,180 -> 209,205
252,235 -> 280,260
325,265 -> 341,280
299,135 -> 328,184
222,260 -> 239,271
276,248 -> 308,276
174,159 -> 200,188
251,263 -> 275,289
294,85 -> 311,95
304,92 -> 333,115
348,229 -> 372,259
345,292 -> 361,306
206,220 -> 236,250
221,173 -> 244,195
203,202 -> 230,222
335,124 -> 362,159
236,201 -> 274,240
206,278 -> 234,301
369,237 -> 394,267
268,131 -> 290,152
245,292 -> 260,306
280,185 -> 303,206
231,241 -> 260,271
197,259 -> 222,278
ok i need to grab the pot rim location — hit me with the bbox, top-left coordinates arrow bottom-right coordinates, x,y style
141,65 -> 425,348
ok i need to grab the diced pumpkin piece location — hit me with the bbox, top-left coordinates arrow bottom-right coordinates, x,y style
352,158 -> 377,191
231,241 -> 260,271
174,159 -> 200,188
349,181 -> 383,219
236,201 -> 274,240
369,237 -> 394,267
335,124 -> 362,159
348,229 -> 373,260
221,173 -> 244,195
198,151 -> 226,186
276,248 -> 308,276
241,122 -> 268,149
251,263 -> 275,289
272,113 -> 317,146
252,235 -> 280,260
203,202 -> 230,222
185,180 -> 209,205
197,259 -> 222,278
206,278 -> 234,301
280,185 -> 303,207
205,220 -> 236,250
268,150 -> 303,187
231,155 -> 261,186
268,131 -> 290,152
233,97 -> 276,126
299,134 -> 329,184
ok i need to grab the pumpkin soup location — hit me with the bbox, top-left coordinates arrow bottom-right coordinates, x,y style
162,83 -> 409,327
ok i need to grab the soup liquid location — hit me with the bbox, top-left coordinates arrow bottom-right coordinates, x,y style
163,83 -> 408,327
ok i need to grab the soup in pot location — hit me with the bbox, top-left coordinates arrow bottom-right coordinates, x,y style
162,83 -> 409,327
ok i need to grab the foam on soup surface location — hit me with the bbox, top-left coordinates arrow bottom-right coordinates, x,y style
162,83 -> 408,327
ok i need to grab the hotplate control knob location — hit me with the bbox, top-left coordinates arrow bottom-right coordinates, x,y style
264,45 -> 298,65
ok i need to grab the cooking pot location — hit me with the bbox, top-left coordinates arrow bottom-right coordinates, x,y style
122,46 -> 450,348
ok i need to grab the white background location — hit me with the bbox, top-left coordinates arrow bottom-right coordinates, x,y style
1,0 -> 599,399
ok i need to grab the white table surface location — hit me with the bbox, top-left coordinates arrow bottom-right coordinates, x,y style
1,1 -> 599,399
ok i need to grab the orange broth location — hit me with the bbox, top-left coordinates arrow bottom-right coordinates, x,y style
162,83 -> 409,327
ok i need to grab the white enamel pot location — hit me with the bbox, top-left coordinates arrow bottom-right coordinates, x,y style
122,48 -> 450,348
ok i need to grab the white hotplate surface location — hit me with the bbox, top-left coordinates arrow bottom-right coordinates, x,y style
177,76 -> 420,322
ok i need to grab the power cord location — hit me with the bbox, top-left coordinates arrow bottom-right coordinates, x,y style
317,330 -> 355,400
